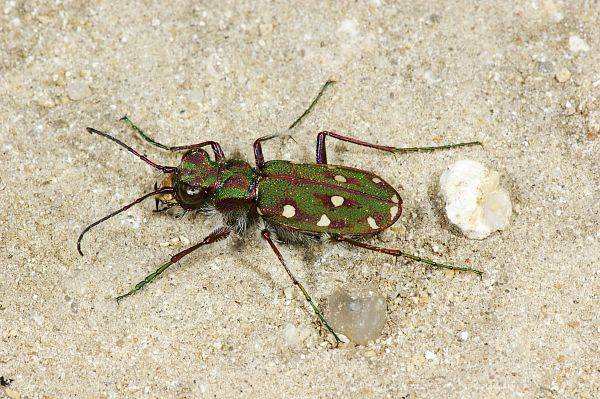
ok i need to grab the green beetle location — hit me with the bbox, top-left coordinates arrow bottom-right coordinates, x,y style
78,86 -> 482,344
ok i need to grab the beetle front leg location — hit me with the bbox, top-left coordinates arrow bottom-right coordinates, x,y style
261,229 -> 341,345
115,227 -> 231,301
120,116 -> 225,161
315,130 -> 482,164
334,235 -> 483,276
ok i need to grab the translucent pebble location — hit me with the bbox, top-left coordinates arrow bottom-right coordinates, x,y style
439,160 -> 512,239
327,286 -> 387,345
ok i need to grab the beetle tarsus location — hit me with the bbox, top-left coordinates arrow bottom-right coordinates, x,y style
335,236 -> 483,276
288,79 -> 335,129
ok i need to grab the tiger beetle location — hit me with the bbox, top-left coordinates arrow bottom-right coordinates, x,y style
78,81 -> 482,344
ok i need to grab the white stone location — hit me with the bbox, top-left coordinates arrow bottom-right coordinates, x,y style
327,286 -> 387,345
424,350 -> 437,360
459,331 -> 469,341
439,160 -> 512,239
569,35 -> 590,53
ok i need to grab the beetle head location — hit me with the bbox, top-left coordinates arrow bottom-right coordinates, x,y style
172,149 -> 221,210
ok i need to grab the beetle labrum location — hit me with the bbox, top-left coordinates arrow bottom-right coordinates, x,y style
78,84 -> 482,344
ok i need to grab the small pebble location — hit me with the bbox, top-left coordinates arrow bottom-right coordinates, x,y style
66,80 -> 92,101
5,388 -> 21,399
424,350 -> 437,361
337,333 -> 350,344
283,286 -> 294,301
179,235 -> 190,246
364,349 -> 377,358
458,331 -> 469,341
283,323 -> 299,346
568,35 -> 590,53
555,68 -> 571,83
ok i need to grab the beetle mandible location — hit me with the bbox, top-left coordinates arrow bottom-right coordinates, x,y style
78,82 -> 482,344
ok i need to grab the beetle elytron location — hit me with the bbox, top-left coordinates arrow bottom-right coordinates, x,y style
78,83 -> 482,343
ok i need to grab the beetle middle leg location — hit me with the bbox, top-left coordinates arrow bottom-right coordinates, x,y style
115,227 -> 231,302
315,130 -> 482,164
334,235 -> 483,276
261,229 -> 341,345
120,116 -> 225,161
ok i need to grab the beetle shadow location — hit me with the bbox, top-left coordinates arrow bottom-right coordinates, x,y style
232,234 -> 325,321
229,234 -> 279,293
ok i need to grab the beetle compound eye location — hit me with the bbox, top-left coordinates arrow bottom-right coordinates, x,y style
175,183 -> 207,208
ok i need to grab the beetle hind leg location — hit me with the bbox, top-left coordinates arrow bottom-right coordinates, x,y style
315,130 -> 481,164
334,235 -> 483,276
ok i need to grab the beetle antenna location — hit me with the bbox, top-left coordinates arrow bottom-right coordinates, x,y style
86,127 -> 176,173
77,187 -> 174,256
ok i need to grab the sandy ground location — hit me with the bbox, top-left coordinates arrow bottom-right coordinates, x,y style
1,1 -> 599,398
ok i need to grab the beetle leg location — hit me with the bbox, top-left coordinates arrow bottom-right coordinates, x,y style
253,134 -> 296,168
120,116 -> 225,161
115,227 -> 231,302
288,80 -> 335,129
261,229 -> 341,345
334,235 -> 483,276
315,131 -> 481,164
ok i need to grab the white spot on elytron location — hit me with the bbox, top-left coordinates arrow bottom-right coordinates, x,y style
372,177 -> 382,184
282,204 -> 296,218
334,175 -> 347,183
367,216 -> 379,229
331,195 -> 345,207
390,206 -> 398,219
256,207 -> 264,215
317,214 -> 331,227
391,194 -> 399,203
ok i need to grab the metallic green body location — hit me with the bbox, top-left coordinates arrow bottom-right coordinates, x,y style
257,160 -> 402,235
170,150 -> 402,235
